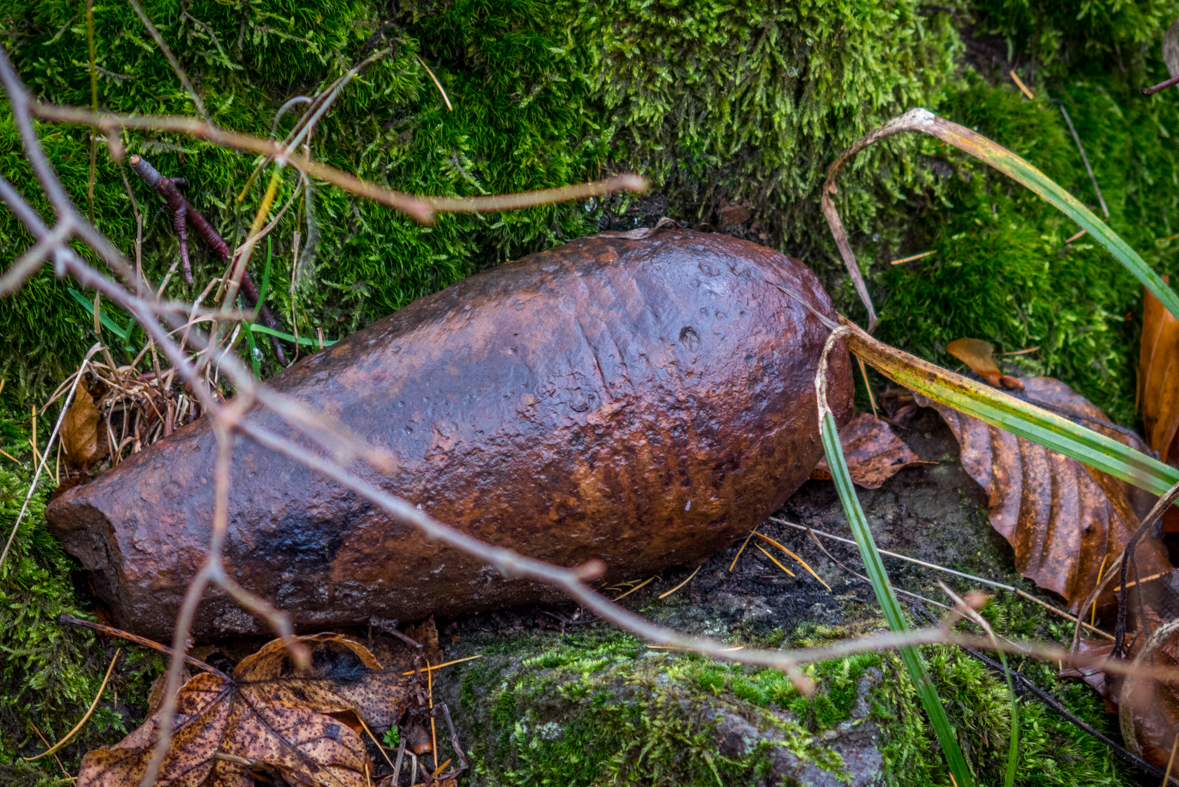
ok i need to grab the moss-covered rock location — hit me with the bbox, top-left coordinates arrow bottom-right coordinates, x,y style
434,621 -> 1132,786
0,0 -> 963,403
437,630 -> 878,787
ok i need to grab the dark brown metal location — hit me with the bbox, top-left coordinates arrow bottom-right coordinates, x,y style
46,229 -> 853,640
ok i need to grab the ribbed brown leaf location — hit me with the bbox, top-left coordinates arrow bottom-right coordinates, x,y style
812,411 -> 926,489
1140,282 -> 1179,465
78,634 -> 423,787
933,378 -> 1171,612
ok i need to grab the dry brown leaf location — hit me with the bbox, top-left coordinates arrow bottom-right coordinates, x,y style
1140,281 -> 1179,464
812,411 -> 927,489
932,378 -> 1171,612
61,386 -> 100,466
1064,573 -> 1179,767
946,337 -> 1024,390
78,633 -> 424,787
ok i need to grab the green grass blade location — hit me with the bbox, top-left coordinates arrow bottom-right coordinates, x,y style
258,237 -> 273,306
999,646 -> 1018,787
820,412 -> 975,786
245,324 -> 336,348
242,316 -> 262,379
841,317 -> 1179,496
68,287 -> 131,340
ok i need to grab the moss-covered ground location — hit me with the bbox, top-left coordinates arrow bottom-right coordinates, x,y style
2,0 -> 1179,783
435,607 -> 1131,787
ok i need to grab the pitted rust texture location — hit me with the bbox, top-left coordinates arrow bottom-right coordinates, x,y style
47,229 -> 853,640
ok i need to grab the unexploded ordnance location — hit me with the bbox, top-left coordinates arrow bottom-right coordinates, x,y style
47,228 -> 852,640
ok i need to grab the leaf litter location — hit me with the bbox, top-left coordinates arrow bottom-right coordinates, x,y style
78,625 -> 461,787
819,329 -> 1179,765
917,334 -> 1179,766
931,377 -> 1171,612
1139,280 -> 1179,466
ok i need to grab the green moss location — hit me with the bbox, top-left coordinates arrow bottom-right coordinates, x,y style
875,64 -> 1179,425
453,629 -> 851,787
0,0 -> 610,401
445,600 -> 1140,787
872,644 -> 1131,787
575,0 -> 961,254
0,409 -> 164,785
969,0 -> 1179,78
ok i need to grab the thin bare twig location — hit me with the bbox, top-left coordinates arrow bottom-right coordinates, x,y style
59,614 -> 228,679
0,347 -> 98,570
1048,97 -> 1109,219
26,100 -> 648,224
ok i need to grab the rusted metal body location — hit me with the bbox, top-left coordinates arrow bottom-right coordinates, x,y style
47,229 -> 852,640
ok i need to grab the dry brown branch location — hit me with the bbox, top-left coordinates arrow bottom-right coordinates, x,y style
820,112 -> 933,333
25,101 -> 648,224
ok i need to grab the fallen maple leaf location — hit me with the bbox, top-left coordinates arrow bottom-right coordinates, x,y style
61,386 -> 100,466
812,411 -> 927,489
1140,281 -> 1179,465
78,633 -> 424,787
931,378 -> 1171,612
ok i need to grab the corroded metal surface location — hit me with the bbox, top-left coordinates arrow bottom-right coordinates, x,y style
47,229 -> 852,640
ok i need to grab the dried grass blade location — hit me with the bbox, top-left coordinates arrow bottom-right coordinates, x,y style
24,648 -> 120,761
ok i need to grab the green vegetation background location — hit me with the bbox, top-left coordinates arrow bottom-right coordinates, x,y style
1,0 -> 1178,783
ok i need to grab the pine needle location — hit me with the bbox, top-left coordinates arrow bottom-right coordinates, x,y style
427,657 -> 437,773
1009,70 -> 1034,99
890,250 -> 936,265
613,576 -> 655,601
357,716 -> 395,769
729,524 -> 760,571
753,532 -> 830,590
401,654 -> 483,676
754,544 -> 795,576
24,648 -> 121,762
658,565 -> 702,599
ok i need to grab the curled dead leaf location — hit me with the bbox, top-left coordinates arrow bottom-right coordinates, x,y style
78,633 -> 426,787
931,378 -> 1171,612
946,337 -> 1024,390
812,411 -> 928,489
61,386 -> 100,467
1064,572 -> 1179,768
